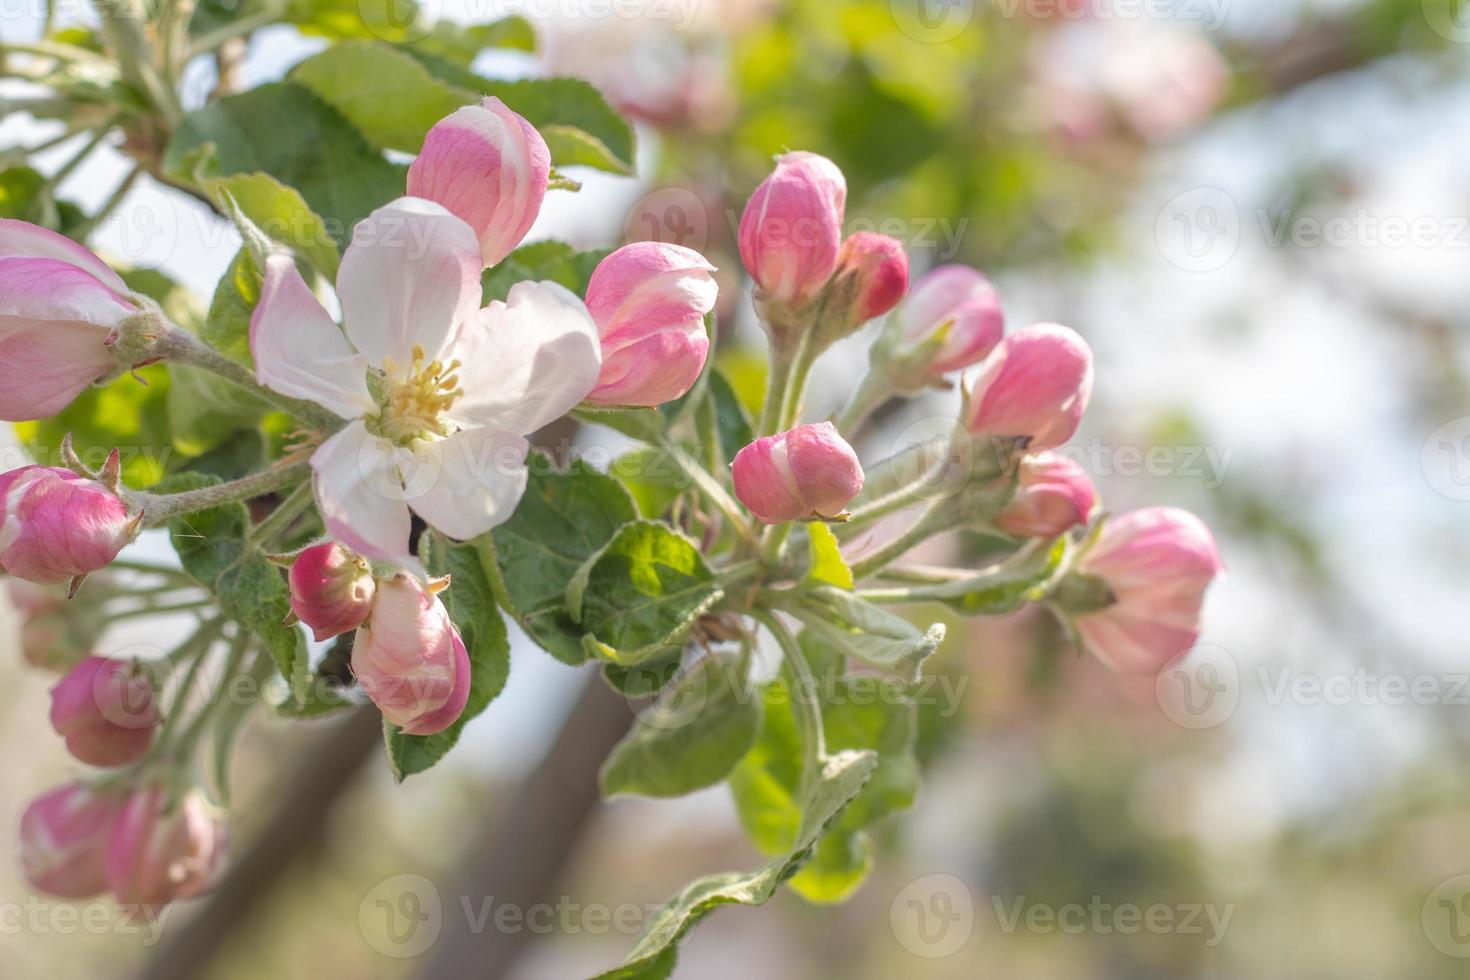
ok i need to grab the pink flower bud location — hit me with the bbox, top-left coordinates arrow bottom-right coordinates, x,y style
6,578 -> 93,671
963,324 -> 1092,451
584,242 -> 716,407
995,452 -> 1097,538
353,574 -> 471,736
407,97 -> 551,268
898,265 -> 1005,376
732,422 -> 865,524
20,782 -> 118,898
833,233 -> 909,328
288,542 -> 376,642
49,656 -> 161,768
1072,507 -> 1223,675
738,152 -> 847,306
106,784 -> 228,912
0,466 -> 137,585
0,219 -> 137,421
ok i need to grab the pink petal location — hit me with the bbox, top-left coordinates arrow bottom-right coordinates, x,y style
407,97 -> 551,268
0,218 -> 128,293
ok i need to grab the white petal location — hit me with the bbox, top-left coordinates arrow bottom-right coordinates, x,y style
310,422 -> 414,565
336,198 -> 482,366
407,427 -> 531,540
450,280 -> 602,434
250,256 -> 373,419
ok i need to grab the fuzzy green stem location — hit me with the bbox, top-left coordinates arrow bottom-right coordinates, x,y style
659,441 -> 758,547
831,366 -> 891,437
129,458 -> 312,527
93,0 -> 184,127
847,497 -> 959,581
152,326 -> 345,432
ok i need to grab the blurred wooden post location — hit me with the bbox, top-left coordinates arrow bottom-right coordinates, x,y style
128,706 -> 385,980
419,673 -> 631,980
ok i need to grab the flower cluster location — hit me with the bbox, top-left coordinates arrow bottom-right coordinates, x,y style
5,91 -> 1224,937
731,149 -> 1222,675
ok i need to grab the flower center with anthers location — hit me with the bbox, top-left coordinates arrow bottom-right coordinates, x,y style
366,344 -> 463,445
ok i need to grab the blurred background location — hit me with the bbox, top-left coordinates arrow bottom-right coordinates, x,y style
4,0 -> 1470,977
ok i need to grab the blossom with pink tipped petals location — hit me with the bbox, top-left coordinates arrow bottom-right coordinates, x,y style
732,422 -> 864,524
995,452 -> 1097,538
105,784 -> 227,912
49,656 -> 160,767
20,783 -> 118,898
0,219 -> 137,421
738,152 -> 847,306
352,574 -> 471,736
407,98 -> 551,268
1070,507 -> 1223,675
584,242 -> 716,407
963,324 -> 1092,451
0,466 -> 136,585
288,541 -> 376,642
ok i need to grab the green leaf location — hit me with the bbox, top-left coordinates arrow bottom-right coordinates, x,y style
802,523 -> 853,590
569,520 -> 724,667
165,82 -> 406,247
208,172 -> 341,278
597,748 -> 877,978
571,406 -> 666,443
385,532 -> 511,780
489,455 -> 637,665
481,241 -> 609,303
157,474 -> 345,716
290,40 -> 471,153
0,165 -> 83,233
611,447 -> 688,519
600,653 -> 760,799
707,369 -> 754,466
201,249 -> 261,367
790,590 -> 944,682
166,363 -> 268,456
602,648 -> 683,698
14,366 -> 173,489
729,676 -> 920,904
482,76 -> 635,173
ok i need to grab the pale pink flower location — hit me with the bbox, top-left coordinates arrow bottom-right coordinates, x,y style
1072,507 -> 1223,675
105,784 -> 227,912
0,466 -> 137,585
584,242 -> 717,407
738,152 -> 847,305
49,656 -> 160,768
833,232 -> 909,329
732,422 -> 865,524
995,452 -> 1097,538
288,541 -> 376,642
20,782 -> 118,898
249,198 -> 601,567
0,219 -> 137,421
352,574 -> 470,735
898,265 -> 1005,376
963,324 -> 1092,451
407,98 -> 550,268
